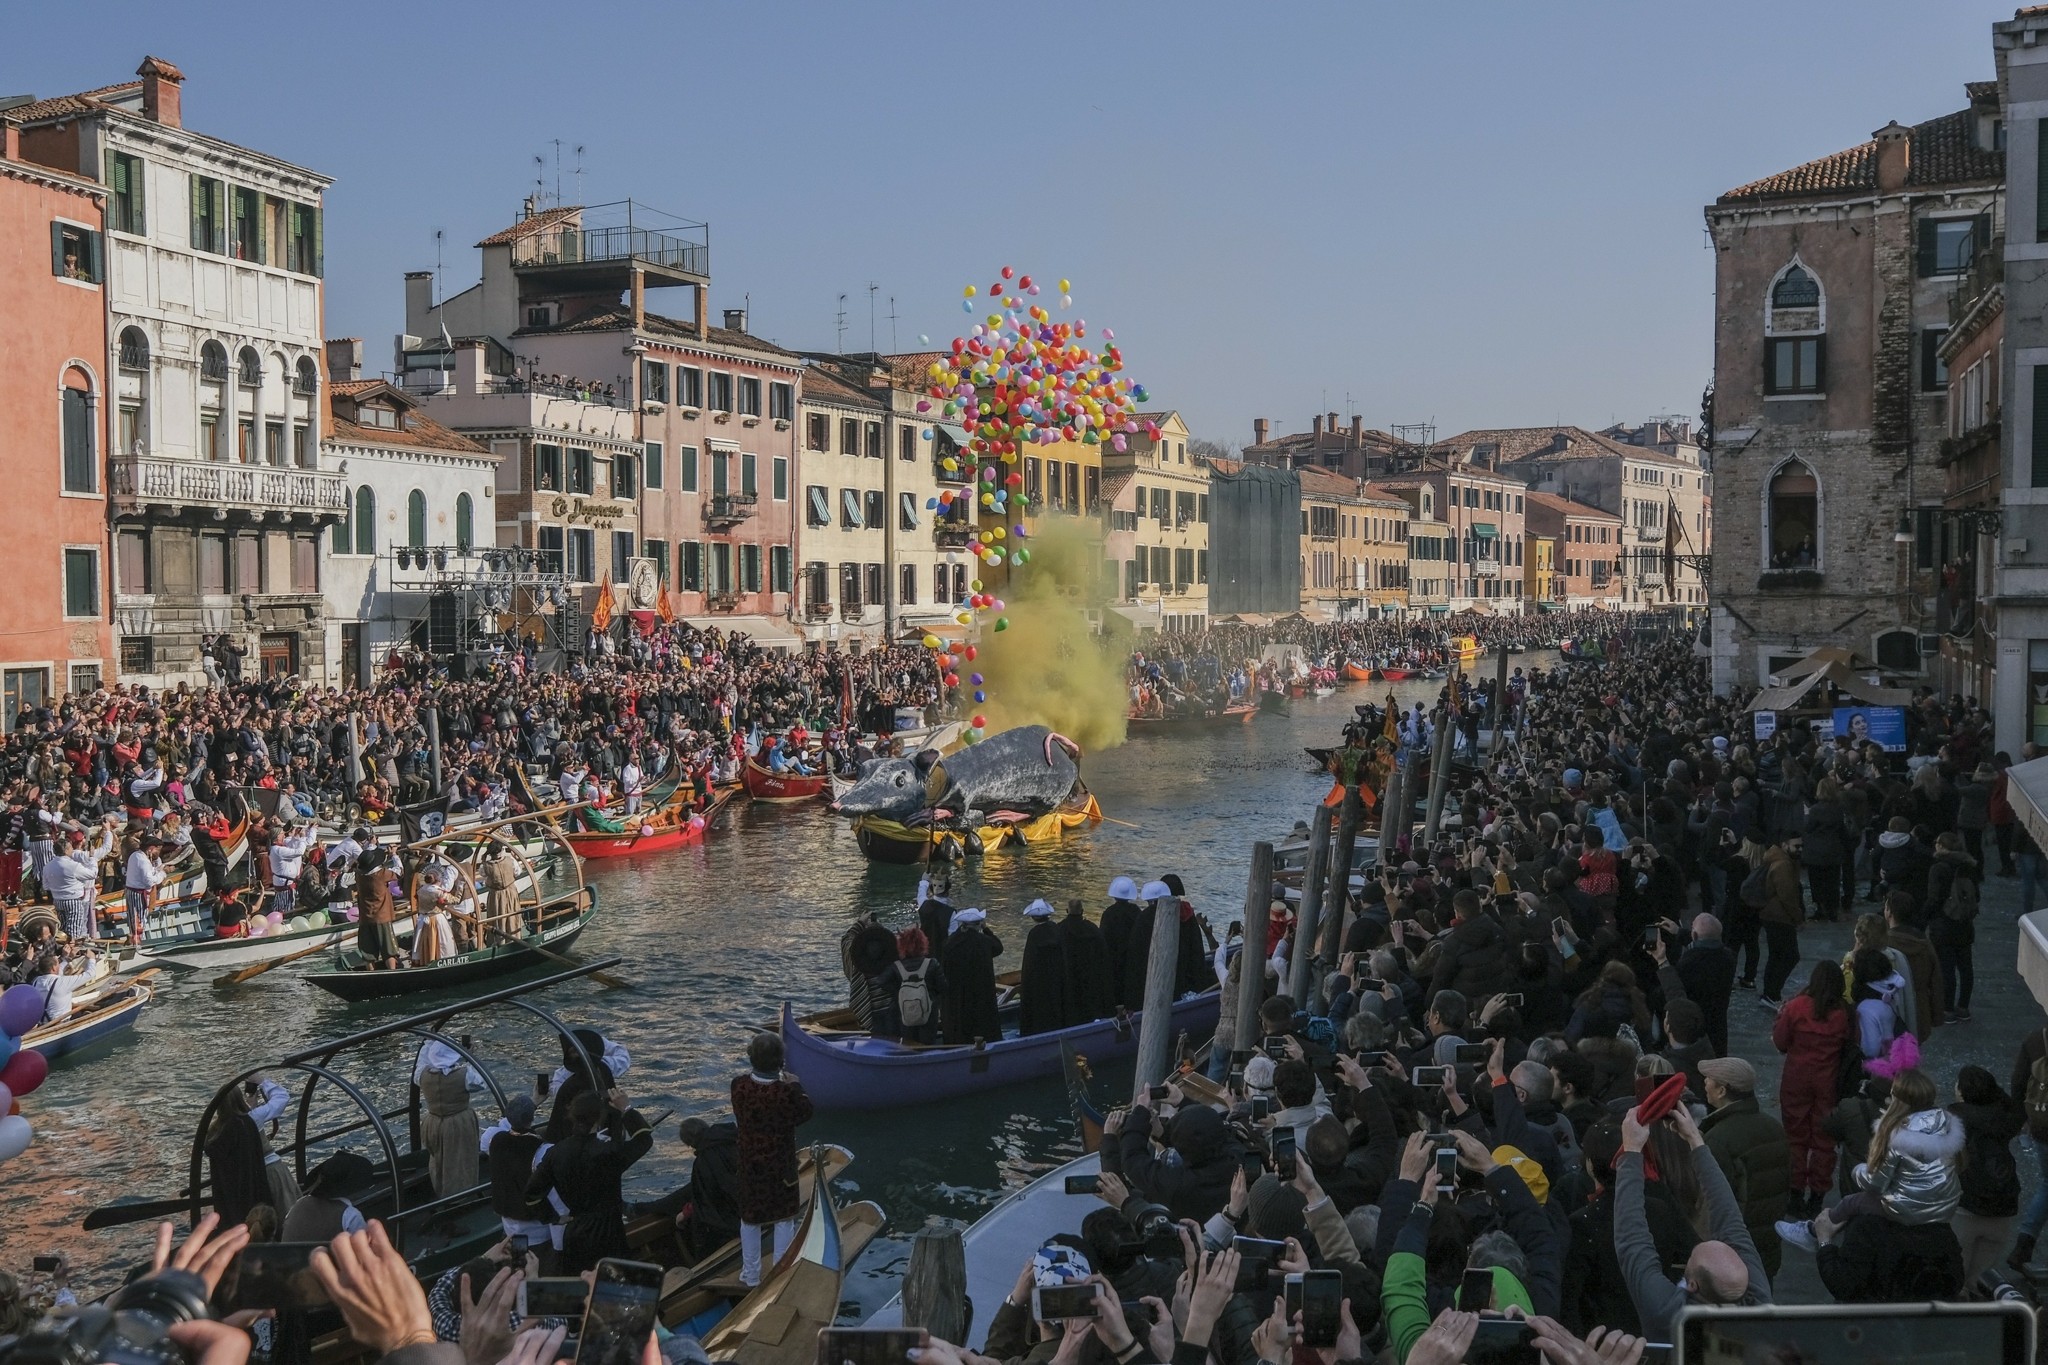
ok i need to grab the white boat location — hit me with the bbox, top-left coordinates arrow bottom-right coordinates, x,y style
138,912 -> 419,970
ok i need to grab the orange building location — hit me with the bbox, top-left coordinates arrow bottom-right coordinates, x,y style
0,115 -> 111,724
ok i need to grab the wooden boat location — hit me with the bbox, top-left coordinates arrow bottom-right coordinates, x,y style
1340,662 -> 1375,682
564,787 -> 732,859
1377,667 -> 1415,681
303,886 -> 597,1000
851,792 -> 1101,865
1125,702 -> 1256,732
778,986 -> 1221,1110
1258,691 -> 1291,715
24,976 -> 152,1062
648,1145 -> 854,1325
741,756 -> 829,803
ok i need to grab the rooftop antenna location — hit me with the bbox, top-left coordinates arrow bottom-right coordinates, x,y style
887,295 -> 899,355
550,139 -> 565,206
434,228 -> 444,307
867,283 -> 878,356
532,155 -> 546,208
835,293 -> 848,355
573,145 -> 585,205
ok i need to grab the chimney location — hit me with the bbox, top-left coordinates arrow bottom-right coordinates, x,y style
404,271 -> 435,336
723,307 -> 748,334
324,338 -> 362,382
455,339 -> 487,394
137,56 -> 184,129
695,284 -> 708,337
1312,414 -> 1324,438
1873,120 -> 1911,194
1,116 -> 17,162
1350,415 -> 1363,446
1327,411 -> 1339,439
1253,417 -> 1270,447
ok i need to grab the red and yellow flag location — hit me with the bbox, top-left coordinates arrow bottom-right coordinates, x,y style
657,579 -> 676,625
590,573 -> 614,632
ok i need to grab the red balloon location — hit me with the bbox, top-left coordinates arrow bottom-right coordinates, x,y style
0,1049 -> 47,1098
965,646 -> 978,661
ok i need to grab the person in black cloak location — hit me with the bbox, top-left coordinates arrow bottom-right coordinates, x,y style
1161,874 -> 1213,997
916,871 -> 955,961
1059,898 -> 1116,1025
939,906 -> 1004,1043
203,1084 -> 273,1228
1100,874 -> 1143,1006
842,913 -> 899,1032
1119,880 -> 1176,1011
527,1089 -> 654,1272
543,1028 -> 617,1143
671,1115 -> 744,1260
1017,898 -> 1069,1036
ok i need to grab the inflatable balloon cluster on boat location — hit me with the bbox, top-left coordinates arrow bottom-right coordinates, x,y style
0,984 -> 49,1161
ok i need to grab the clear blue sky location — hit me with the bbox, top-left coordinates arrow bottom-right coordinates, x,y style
7,0 -> 2013,445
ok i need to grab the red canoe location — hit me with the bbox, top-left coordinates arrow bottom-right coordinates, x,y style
1378,668 -> 1414,681
742,756 -> 829,802
563,788 -> 732,859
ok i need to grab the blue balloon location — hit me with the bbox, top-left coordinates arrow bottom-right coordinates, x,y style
974,690 -> 986,703
0,1035 -> 16,1069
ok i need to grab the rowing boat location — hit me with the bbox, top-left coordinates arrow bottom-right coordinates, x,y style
1124,703 -> 1256,732
302,886 -> 597,1000
778,986 -> 1220,1110
563,787 -> 731,859
741,756 -> 829,803
1341,662 -> 1375,682
24,978 -> 152,1062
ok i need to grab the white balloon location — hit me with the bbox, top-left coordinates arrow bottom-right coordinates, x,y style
0,1114 -> 31,1162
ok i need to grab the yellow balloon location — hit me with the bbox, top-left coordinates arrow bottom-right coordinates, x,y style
1059,278 -> 1071,292
923,634 -> 941,649
970,579 -> 984,592
941,458 -> 959,472
956,612 -> 972,625
992,527 -> 1006,541
964,285 -> 976,298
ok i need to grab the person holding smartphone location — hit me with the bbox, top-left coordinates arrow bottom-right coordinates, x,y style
729,1032 -> 814,1287
525,1083 -> 654,1274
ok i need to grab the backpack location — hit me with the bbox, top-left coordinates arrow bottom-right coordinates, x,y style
896,961 -> 933,1028
2026,1030 -> 2048,1132
1739,863 -> 1770,910
1942,872 -> 1979,923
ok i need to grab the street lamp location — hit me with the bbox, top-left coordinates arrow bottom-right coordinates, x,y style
1893,513 -> 1913,545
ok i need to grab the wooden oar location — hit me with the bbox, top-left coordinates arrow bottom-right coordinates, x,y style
477,908 -> 634,992
215,935 -> 338,988
83,1193 -> 202,1230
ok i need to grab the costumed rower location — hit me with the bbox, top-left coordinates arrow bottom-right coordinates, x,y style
1057,898 -> 1115,1027
414,1039 -> 483,1198
1099,876 -> 1142,1010
1016,899 -> 1068,1037
940,906 -> 1004,1044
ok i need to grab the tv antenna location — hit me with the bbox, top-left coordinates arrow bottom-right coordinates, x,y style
887,295 -> 899,355
572,144 -> 585,205
835,294 -> 848,354
434,229 -> 444,307
867,283 -> 878,355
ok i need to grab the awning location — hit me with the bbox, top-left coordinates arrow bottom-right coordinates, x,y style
1108,603 -> 1160,630
1537,602 -> 1564,612
2006,757 -> 2048,1008
690,614 -> 805,651
935,422 -> 972,448
708,437 -> 741,452
1426,605 -> 1450,614
1746,660 -> 1913,713
1472,523 -> 1498,537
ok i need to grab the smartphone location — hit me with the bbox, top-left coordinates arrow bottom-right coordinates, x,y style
1227,1068 -> 1246,1093
1435,1146 -> 1458,1182
1271,1130 -> 1298,1181
1499,993 -> 1524,1008
816,1330 -> 931,1365
227,1244 -> 332,1311
1294,1270 -> 1344,1348
520,1277 -> 591,1320
507,1234 -> 529,1260
1466,1316 -> 1539,1365
1062,1174 -> 1101,1196
572,1258 -> 664,1365
1261,1035 -> 1289,1056
1032,1284 -> 1100,1321
1250,1095 -> 1272,1120
1148,1083 -> 1169,1102
1355,977 -> 1386,993
1232,1236 -> 1288,1261
31,1256 -> 61,1274
537,1070 -> 552,1097
1453,1044 -> 1489,1067
1412,1066 -> 1450,1087
1459,1267 -> 1495,1313
1120,1300 -> 1157,1328
1676,1302 -> 2032,1365
1551,917 -> 1570,939
1643,926 -> 1661,948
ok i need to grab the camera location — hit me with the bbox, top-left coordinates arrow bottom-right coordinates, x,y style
4,1269 -> 212,1365
1116,1202 -> 1184,1261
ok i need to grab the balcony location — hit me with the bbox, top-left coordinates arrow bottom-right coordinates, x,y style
706,590 -> 740,612
1638,571 -> 1666,588
704,493 -> 758,528
506,200 -> 710,291
1635,524 -> 1665,544
935,524 -> 979,549
804,601 -> 833,622
1473,559 -> 1501,577
111,454 -> 347,522
840,603 -> 870,623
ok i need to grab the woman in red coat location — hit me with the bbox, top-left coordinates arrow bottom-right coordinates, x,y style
1772,958 -> 1853,1218
730,1032 -> 814,1287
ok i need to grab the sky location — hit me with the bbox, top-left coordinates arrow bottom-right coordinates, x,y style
5,1 -> 2014,447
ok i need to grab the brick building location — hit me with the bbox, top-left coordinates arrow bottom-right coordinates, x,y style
1704,81 -> 2000,691
1524,491 -> 1624,608
0,112 -> 112,721
1244,412 -> 1400,479
1373,455 -> 1528,614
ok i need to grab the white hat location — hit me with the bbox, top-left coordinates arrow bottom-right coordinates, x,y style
1024,899 -> 1055,919
949,906 -> 988,933
1108,875 -> 1139,901
1139,880 -> 1173,902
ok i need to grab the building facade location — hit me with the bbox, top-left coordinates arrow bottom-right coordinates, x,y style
1244,412 -> 1399,479
1601,419 -> 1715,612
1524,491 -> 1624,608
1297,467 -> 1359,619
1704,82 -> 2000,692
1373,457 -> 1528,614
15,58 -> 343,684
794,363 -> 893,643
0,113 -> 112,721
1102,411 -> 1210,631
1205,459 -> 1301,617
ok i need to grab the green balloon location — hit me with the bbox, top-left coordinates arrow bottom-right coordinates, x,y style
995,617 -> 1010,632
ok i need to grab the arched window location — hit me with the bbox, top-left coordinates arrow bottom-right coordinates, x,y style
353,486 -> 376,556
61,364 -> 97,494
1874,629 -> 1920,672
1765,259 -> 1825,395
237,346 -> 262,387
117,327 -> 149,372
407,489 -> 426,548
294,356 -> 319,398
200,339 -> 229,383
455,492 -> 474,552
1770,265 -> 1820,309
1766,460 -> 1819,570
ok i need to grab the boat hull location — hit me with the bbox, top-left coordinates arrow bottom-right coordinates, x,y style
1125,704 -> 1256,732
781,988 -> 1220,1110
742,759 -> 828,803
304,892 -> 596,1000
25,984 -> 149,1062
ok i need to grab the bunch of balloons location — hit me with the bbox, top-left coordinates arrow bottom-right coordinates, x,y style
0,982 -> 50,1162
917,269 -> 1150,741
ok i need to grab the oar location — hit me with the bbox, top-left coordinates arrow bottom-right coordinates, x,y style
215,935 -> 337,988
83,1194 -> 203,1230
477,912 -> 634,992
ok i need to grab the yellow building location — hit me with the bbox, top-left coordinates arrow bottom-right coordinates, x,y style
1526,534 -> 1558,606
1102,411 -> 1210,630
1359,484 -> 1412,619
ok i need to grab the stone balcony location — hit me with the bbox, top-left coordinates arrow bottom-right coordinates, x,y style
111,454 -> 347,524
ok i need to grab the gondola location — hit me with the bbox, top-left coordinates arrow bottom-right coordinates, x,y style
741,756 -> 830,803
23,975 -> 153,1062
1340,662 -> 1376,682
303,886 -> 597,1000
777,987 -> 1220,1111
1258,690 -> 1291,715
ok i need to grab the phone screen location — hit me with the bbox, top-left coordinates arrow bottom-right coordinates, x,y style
1250,1095 -> 1272,1120
1677,1303 -> 2032,1365
1232,1236 -> 1288,1261
1459,1267 -> 1495,1312
537,1070 -> 552,1097
1271,1130 -> 1298,1180
521,1278 -> 591,1321
1148,1083 -> 1169,1102
1062,1174 -> 1101,1196
1467,1316 -> 1539,1365
1644,927 -> 1661,948
31,1256 -> 61,1274
1453,1044 -> 1488,1067
573,1259 -> 664,1365
816,1331 -> 930,1365
228,1244 -> 332,1311
1032,1285 -> 1099,1320
508,1234 -> 529,1260
1551,917 -> 1569,938
1435,1146 -> 1458,1182
1261,1035 -> 1289,1056
1298,1271 -> 1343,1348
1356,977 -> 1385,992
1500,993 -> 1524,1008
1412,1066 -> 1449,1087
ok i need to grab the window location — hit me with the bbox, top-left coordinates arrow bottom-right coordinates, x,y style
567,528 -> 595,582
642,360 -> 668,403
1770,265 -> 1820,308
842,489 -> 863,529
741,452 -> 757,497
901,562 -> 918,605
807,485 -> 832,527
231,186 -> 262,262
537,526 -> 565,576
119,637 -> 153,675
265,420 -> 285,466
840,562 -> 863,608
1765,337 -> 1824,395
709,543 -> 732,593
1125,559 -> 1140,597
865,563 -> 885,606
680,541 -> 702,591
807,413 -> 830,451
455,492 -> 474,552
105,151 -> 145,235
535,444 -> 563,491
841,418 -> 860,456
737,377 -> 761,416
291,534 -> 318,592
51,220 -> 102,282
1920,328 -> 1950,393
864,490 -> 885,528
3,669 -> 48,733
1766,460 -> 1819,569
771,544 -> 791,594
353,486 -> 376,555
679,444 -> 698,493
708,372 -> 734,412
770,382 -> 794,421
644,539 -> 669,586
332,493 -> 352,554
899,426 -> 916,461
612,530 -> 633,582
740,544 -> 762,592
900,491 -> 919,531
406,490 -> 426,547
117,530 -> 150,595
61,381 -> 95,493
1875,629 -> 1921,671
772,456 -> 788,501
805,560 -> 829,607
711,450 -> 729,495
677,366 -> 702,408
286,203 -> 322,275
570,448 -> 595,495
2034,367 -> 2048,487
866,423 -> 883,459
614,453 -> 638,499
1918,214 -> 1990,277
61,547 -> 98,618
233,534 -> 262,594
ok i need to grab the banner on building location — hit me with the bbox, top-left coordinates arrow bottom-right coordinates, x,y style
1831,706 -> 1907,754
1753,711 -> 1776,741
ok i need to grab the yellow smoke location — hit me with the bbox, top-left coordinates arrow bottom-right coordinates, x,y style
975,518 -> 1129,752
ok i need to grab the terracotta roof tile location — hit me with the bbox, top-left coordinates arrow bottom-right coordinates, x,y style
1099,469 -> 1135,504
1297,467 -> 1365,499
8,80 -> 142,123
1525,490 -> 1620,521
1440,425 -> 1687,467
1717,107 -> 2001,205
330,378 -> 381,397
326,382 -> 492,457
798,363 -> 881,409
476,206 -> 582,248
516,307 -> 797,359
1966,80 -> 1997,103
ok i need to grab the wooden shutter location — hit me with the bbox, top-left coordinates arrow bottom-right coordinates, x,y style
191,174 -> 204,251
50,220 -> 63,276
1916,218 -> 1938,277
311,205 -> 323,277
2033,366 -> 2048,488
2038,120 -> 2048,244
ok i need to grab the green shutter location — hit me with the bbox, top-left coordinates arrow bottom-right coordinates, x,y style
132,156 -> 144,235
191,174 -> 204,252
2034,367 -> 2048,487
1916,218 -> 1938,278
258,195 -> 273,266
2038,120 -> 2048,244
311,205 -> 323,277
50,220 -> 63,276
88,230 -> 103,283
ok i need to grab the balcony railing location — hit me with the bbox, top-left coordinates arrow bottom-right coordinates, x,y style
706,590 -> 740,611
509,224 -> 709,278
935,524 -> 978,548
804,601 -> 833,622
840,604 -> 869,622
292,372 -> 320,396
1950,235 -> 2004,328
118,341 -> 148,371
111,454 -> 347,518
705,493 -> 758,527
1473,559 -> 1501,577
1638,572 -> 1667,588
200,352 -> 230,382
481,375 -> 630,408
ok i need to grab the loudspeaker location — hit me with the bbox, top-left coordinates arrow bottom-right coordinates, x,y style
556,597 -> 584,653
427,592 -> 460,655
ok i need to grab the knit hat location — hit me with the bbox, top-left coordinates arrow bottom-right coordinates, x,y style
1244,1173 -> 1308,1243
1491,1145 -> 1549,1205
504,1094 -> 537,1130
1698,1056 -> 1757,1093
1243,1055 -> 1277,1092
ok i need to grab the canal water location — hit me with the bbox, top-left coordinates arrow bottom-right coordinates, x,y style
10,660 -> 1546,1314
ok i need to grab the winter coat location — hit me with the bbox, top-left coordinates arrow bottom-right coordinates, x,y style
1822,1093 -> 1883,1198
1109,1103 -> 1241,1225
1886,924 -> 1944,1042
1428,910 -> 1513,1002
1700,1095 -> 1793,1270
1924,848 -> 1978,948
1772,994 -> 1853,1112
1955,777 -> 1993,832
1798,800 -> 1848,869
1877,831 -> 1932,906
1857,1107 -> 1965,1224
1016,920 -> 1068,1036
1759,845 -> 1804,928
1816,1216 -> 1965,1302
1951,1096 -> 2024,1219
1057,910 -> 1116,1024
